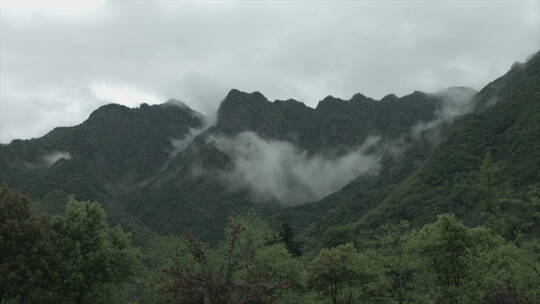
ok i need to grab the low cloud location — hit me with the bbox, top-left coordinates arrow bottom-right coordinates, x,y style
169,126 -> 207,158
436,87 -> 477,119
209,132 -> 381,205
412,87 -> 476,142
486,96 -> 499,107
43,151 -> 71,166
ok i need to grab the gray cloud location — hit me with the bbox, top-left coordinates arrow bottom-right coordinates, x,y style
209,132 -> 380,205
1,0 -> 539,143
43,151 -> 72,166
412,87 -> 477,141
169,125 -> 209,158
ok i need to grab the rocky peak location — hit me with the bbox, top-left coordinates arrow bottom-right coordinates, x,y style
380,94 -> 398,102
215,89 -> 275,135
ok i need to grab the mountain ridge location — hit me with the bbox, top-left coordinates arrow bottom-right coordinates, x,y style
2,49 -> 536,246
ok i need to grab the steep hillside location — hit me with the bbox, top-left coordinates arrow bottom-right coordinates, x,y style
372,51 -> 540,226
215,88 -> 452,152
303,51 -> 540,248
0,101 -> 205,243
125,87 -> 468,241
0,75 -> 480,244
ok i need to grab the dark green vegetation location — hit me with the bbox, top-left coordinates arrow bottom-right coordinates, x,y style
0,76 -> 475,243
0,101 -> 204,244
276,52 -> 540,252
1,51 -> 540,302
2,186 -> 539,303
0,187 -> 139,304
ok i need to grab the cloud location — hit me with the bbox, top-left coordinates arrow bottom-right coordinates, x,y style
412,87 -> 477,142
0,84 -> 107,143
91,84 -> 162,106
169,126 -> 208,158
43,151 -> 72,166
436,87 -> 478,119
1,1 -> 539,142
209,132 -> 380,205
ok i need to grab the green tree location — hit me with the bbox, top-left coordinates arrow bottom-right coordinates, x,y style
278,223 -> 302,257
306,243 -> 387,304
500,189 -> 540,242
475,242 -> 540,303
359,221 -> 417,304
478,153 -> 500,215
405,214 -> 503,304
60,197 -> 140,304
477,152 -> 507,234
161,214 -> 299,304
0,186 -> 70,304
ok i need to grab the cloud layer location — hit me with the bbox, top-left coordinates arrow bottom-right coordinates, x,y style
210,132 -> 380,205
1,1 -> 539,142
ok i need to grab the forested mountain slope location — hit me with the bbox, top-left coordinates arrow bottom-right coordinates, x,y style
125,87 -> 466,241
4,51 -> 535,247
0,82 -> 466,243
370,51 -> 540,226
297,51 -> 540,248
0,102 -> 205,243
215,87 -> 455,151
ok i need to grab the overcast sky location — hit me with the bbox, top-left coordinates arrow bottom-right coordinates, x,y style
0,0 -> 539,143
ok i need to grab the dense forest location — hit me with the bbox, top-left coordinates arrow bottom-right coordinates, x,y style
1,51 -> 540,303
2,184 -> 539,303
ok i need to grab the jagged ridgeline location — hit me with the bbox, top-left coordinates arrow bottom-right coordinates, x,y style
1,51 -> 538,246
280,51 -> 540,248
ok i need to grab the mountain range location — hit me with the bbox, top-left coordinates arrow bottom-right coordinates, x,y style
1,51 -> 538,247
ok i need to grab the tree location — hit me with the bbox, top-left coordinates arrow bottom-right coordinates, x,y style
161,214 -> 297,304
500,189 -> 540,242
306,243 -> 387,304
476,242 -> 540,304
477,152 -> 506,234
0,186 -> 70,303
405,214 -> 503,304
60,197 -> 140,304
359,221 -> 417,304
478,153 -> 501,216
278,223 -> 302,257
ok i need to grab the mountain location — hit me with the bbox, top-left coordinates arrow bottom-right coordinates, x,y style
290,51 -> 540,249
0,83 -> 464,243
369,52 -> 540,227
117,87 -> 473,242
0,101 -> 205,243
3,52 -> 537,248
215,88 -> 454,152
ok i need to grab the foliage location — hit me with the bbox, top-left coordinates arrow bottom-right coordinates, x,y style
306,243 -> 389,304
60,197 -> 141,303
161,215 -> 300,304
357,221 -> 417,304
0,187 -> 140,304
278,223 -> 302,257
405,214 -> 539,304
0,186 -> 70,303
478,152 -> 504,219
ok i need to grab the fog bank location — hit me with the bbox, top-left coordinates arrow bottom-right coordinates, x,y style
209,132 -> 381,205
